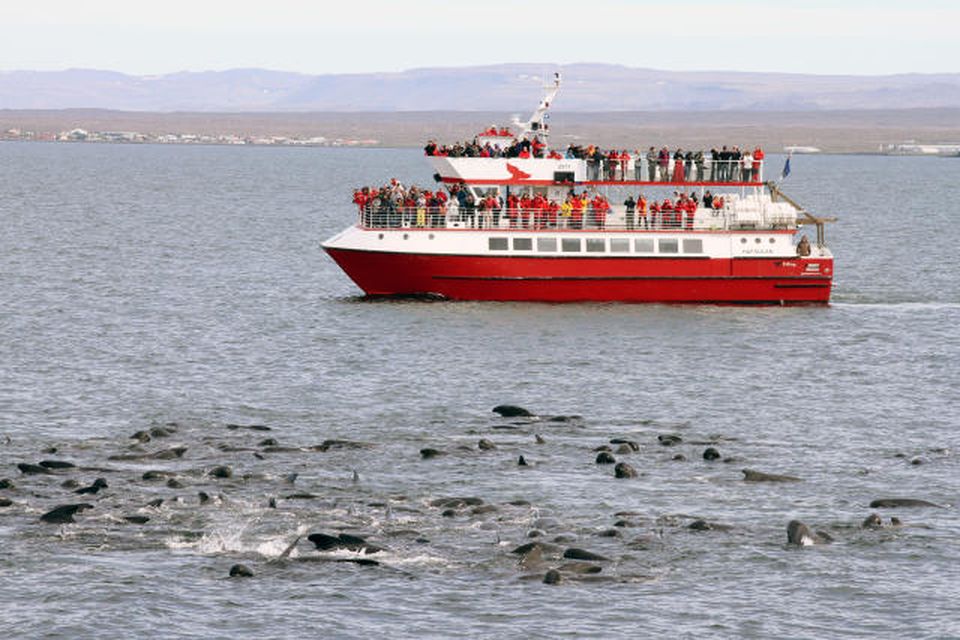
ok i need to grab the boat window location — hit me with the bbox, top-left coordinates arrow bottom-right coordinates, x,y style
513,238 -> 533,251
537,238 -> 557,252
659,239 -> 679,254
682,239 -> 703,254
585,239 -> 606,253
489,237 -> 508,250
609,238 -> 630,252
634,238 -> 654,253
561,238 -> 581,252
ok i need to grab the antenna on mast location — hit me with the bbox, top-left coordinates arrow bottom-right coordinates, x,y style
513,71 -> 561,144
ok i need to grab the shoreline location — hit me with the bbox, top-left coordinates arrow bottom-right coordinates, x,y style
5,139 -> 953,157
3,108 -> 960,154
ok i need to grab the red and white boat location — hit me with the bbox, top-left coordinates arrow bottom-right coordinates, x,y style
323,74 -> 834,304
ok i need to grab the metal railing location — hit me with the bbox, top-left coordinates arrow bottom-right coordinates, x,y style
586,158 -> 764,183
355,202 -> 794,232
429,153 -> 765,183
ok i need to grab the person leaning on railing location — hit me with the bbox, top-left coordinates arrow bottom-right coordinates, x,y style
752,147 -> 764,182
638,193 -> 649,229
570,194 -> 585,229
741,149 -> 754,183
430,190 -> 448,227
585,146 -> 600,180
646,147 -> 657,182
607,150 -> 623,181
592,194 -> 610,229
679,193 -> 696,230
722,147 -> 732,181
658,147 -> 671,181
623,194 -> 636,230
672,149 -> 686,182
560,198 -> 573,227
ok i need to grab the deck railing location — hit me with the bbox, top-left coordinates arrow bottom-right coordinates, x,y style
429,155 -> 765,183
584,159 -> 764,183
356,202 -> 795,232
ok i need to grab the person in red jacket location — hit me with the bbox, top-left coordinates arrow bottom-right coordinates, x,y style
353,188 -> 368,212
506,193 -> 519,228
571,196 -> 584,229
592,194 -> 609,229
353,188 -> 370,225
637,193 -> 648,229
532,193 -> 547,228
546,200 -> 559,228
683,196 -> 696,230
660,198 -> 674,228
752,147 -> 764,182
485,194 -> 499,228
672,149 -> 686,182
519,194 -> 532,228
607,150 -> 620,181
432,190 -> 448,227
532,137 -> 545,158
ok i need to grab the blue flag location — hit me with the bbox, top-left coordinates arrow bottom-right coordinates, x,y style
780,155 -> 792,181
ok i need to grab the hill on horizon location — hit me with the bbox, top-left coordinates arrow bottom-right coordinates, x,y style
2,64 -> 960,112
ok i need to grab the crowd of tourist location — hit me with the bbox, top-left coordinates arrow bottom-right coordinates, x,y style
621,190 -> 726,230
424,133 -> 765,183
352,181 -> 616,230
424,136 -> 562,160
352,178 -> 734,231
352,179 -> 449,228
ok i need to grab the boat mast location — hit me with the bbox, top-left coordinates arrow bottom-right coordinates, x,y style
513,72 -> 560,149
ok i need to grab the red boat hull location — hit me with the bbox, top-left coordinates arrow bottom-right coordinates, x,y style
324,248 -> 833,304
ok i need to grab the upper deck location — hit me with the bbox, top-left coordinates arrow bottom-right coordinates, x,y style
427,154 -> 766,188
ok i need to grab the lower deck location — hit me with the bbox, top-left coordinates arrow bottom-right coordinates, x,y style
325,224 -> 830,261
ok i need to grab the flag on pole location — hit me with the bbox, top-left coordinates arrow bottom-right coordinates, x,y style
780,155 -> 792,181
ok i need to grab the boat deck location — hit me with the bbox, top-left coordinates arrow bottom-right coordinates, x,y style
356,201 -> 799,233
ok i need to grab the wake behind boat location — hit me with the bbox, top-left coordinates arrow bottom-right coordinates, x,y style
322,73 -> 835,304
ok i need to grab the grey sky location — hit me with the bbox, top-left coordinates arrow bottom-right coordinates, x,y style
1,0 -> 956,76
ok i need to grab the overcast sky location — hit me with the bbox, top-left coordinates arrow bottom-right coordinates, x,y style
1,0 -> 956,76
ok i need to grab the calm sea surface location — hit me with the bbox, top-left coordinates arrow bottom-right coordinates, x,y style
1,142 -> 958,639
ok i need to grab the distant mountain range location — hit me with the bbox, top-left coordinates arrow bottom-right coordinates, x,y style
3,64 -> 960,112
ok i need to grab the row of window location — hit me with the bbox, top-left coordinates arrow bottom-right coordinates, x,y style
378,232 -> 777,254
488,236 -> 705,254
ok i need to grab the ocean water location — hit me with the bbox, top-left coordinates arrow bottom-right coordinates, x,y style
1,142 -> 958,639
